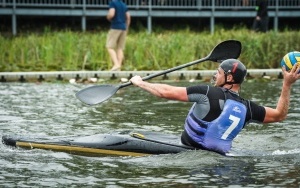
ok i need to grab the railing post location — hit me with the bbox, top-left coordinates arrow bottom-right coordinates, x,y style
71,0 -> 75,8
274,0 -> 278,32
2,0 -> 6,7
211,0 -> 215,34
82,0 -> 86,32
147,0 -> 152,34
12,0 -> 16,35
197,0 -> 202,10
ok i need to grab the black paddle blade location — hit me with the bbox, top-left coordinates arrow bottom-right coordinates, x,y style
208,40 -> 242,62
75,85 -> 120,105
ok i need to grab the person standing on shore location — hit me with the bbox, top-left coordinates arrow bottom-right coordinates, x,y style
106,0 -> 131,71
252,0 -> 269,32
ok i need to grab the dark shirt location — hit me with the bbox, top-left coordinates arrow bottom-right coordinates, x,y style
108,0 -> 128,30
256,0 -> 268,18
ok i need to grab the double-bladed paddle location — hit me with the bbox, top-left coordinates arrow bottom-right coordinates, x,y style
76,39 -> 242,105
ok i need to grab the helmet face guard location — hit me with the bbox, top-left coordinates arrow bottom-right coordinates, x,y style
219,59 -> 247,85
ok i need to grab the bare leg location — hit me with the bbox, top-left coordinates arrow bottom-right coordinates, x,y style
116,48 -> 124,68
107,48 -> 121,70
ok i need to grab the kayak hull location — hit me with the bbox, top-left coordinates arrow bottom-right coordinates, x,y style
2,130 -> 196,157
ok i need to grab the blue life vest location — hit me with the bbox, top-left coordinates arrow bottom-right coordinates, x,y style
184,99 -> 247,154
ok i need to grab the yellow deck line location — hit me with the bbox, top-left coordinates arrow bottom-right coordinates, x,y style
16,141 -> 149,157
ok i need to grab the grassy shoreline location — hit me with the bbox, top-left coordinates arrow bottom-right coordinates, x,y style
1,28 -> 299,72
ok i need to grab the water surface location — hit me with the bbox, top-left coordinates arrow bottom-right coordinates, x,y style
0,80 -> 299,187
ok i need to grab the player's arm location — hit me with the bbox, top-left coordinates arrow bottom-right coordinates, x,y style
263,64 -> 300,123
130,75 -> 188,101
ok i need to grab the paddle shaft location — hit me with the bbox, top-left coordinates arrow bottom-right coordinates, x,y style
75,40 -> 241,105
119,56 -> 209,88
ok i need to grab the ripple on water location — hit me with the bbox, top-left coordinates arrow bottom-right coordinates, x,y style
0,82 -> 300,187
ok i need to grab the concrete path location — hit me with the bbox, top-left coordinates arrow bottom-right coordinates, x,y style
0,69 -> 282,83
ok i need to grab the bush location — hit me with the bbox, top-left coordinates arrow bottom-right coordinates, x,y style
0,28 -> 299,72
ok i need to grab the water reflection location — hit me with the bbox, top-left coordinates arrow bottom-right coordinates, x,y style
0,81 -> 299,187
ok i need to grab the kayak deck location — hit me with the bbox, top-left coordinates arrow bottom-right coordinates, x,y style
2,130 -> 196,157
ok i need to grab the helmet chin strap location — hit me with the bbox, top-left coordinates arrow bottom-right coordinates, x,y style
220,73 -> 235,88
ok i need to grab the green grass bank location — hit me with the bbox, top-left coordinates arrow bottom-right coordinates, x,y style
1,28 -> 299,72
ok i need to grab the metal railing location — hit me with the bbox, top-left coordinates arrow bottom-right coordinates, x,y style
1,0 -> 300,35
1,0 -> 300,9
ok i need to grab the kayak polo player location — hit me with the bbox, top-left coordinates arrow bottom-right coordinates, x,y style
130,58 -> 300,155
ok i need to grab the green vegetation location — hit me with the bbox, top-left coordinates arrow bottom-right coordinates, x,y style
0,28 -> 299,72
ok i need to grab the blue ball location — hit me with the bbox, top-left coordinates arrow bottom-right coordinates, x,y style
280,51 -> 300,71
